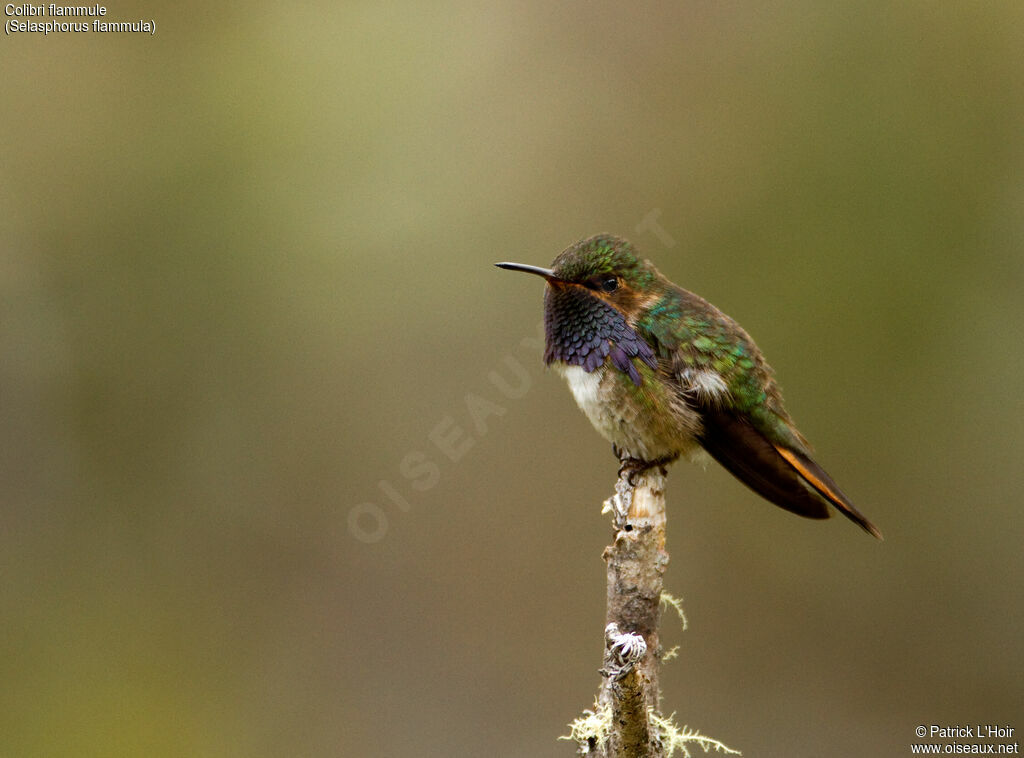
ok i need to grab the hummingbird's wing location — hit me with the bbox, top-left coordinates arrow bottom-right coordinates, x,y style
697,405 -> 883,539
637,283 -> 881,538
697,405 -> 829,519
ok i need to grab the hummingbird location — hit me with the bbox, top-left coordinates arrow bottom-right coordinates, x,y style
496,234 -> 881,539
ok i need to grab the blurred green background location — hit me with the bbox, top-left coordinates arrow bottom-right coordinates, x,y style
2,2 -> 1022,756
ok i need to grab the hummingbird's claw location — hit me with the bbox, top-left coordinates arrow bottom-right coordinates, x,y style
615,448 -> 679,486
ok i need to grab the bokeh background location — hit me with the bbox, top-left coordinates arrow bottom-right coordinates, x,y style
2,2 -> 1022,756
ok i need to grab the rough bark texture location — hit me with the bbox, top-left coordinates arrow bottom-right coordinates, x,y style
598,468 -> 669,758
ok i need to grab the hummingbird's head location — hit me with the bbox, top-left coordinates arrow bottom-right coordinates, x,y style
495,235 -> 663,379
496,234 -> 664,319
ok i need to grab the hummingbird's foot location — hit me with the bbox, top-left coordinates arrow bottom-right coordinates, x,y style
614,447 -> 679,486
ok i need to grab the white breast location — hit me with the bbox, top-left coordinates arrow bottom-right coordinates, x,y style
555,363 -> 709,464
561,364 -> 604,415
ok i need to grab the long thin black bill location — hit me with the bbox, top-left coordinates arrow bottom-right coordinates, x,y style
494,262 -> 558,280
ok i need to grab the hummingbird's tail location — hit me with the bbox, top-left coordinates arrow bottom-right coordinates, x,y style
772,444 -> 883,539
698,408 -> 883,539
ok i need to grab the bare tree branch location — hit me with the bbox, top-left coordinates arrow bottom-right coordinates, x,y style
563,468 -> 740,757
599,468 -> 669,757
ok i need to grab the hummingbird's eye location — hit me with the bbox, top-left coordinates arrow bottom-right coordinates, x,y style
599,276 -> 619,293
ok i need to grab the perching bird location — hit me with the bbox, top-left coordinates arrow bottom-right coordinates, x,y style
497,234 -> 881,539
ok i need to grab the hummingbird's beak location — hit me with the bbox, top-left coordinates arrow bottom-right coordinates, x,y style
494,262 -> 560,281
